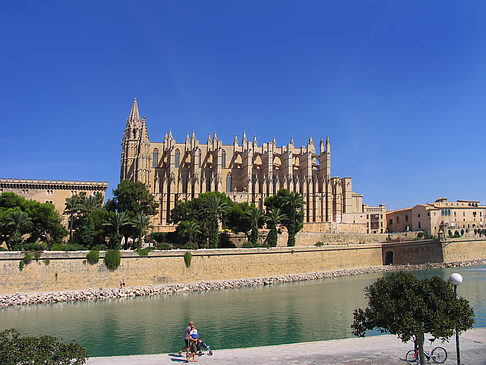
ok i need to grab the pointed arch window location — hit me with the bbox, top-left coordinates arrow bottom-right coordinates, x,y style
175,150 -> 180,168
198,150 -> 202,168
222,150 -> 227,168
226,174 -> 232,193
153,149 -> 159,167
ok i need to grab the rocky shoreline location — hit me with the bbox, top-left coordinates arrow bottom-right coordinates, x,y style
1,259 -> 485,308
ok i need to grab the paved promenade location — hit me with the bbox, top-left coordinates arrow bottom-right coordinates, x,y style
87,328 -> 486,364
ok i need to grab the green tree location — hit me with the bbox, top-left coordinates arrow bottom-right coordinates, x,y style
352,272 -> 475,365
246,205 -> 265,246
64,194 -> 83,243
265,207 -> 287,247
0,328 -> 88,365
110,180 -> 159,218
5,210 -> 32,250
177,220 -> 202,248
226,202 -> 252,237
131,213 -> 153,249
26,202 -> 67,250
103,211 -> 131,248
204,194 -> 229,248
265,189 -> 304,246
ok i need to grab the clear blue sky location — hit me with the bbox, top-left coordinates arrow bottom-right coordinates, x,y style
1,1 -> 485,210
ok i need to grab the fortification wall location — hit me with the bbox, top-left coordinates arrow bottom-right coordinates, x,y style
441,238 -> 486,262
1,239 -> 485,295
0,246 -> 383,294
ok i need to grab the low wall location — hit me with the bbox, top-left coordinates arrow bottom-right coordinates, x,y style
0,245 -> 383,294
1,238 -> 485,295
229,231 -> 422,247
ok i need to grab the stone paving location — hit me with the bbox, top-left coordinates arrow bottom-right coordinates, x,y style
87,327 -> 486,364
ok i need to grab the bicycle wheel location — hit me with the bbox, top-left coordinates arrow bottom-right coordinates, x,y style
406,350 -> 418,364
431,346 -> 447,363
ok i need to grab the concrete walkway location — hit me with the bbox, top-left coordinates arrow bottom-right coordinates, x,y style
87,328 -> 486,364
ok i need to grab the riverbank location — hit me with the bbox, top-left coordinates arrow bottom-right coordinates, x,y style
2,259 -> 485,308
86,327 -> 486,364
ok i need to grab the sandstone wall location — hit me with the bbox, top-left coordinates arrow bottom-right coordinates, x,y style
0,246 -> 383,294
1,239 -> 485,295
441,238 -> 486,263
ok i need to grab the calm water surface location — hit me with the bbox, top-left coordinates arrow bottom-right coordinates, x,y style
1,265 -> 484,357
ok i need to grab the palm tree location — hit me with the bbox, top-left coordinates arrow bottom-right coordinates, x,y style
246,205 -> 265,246
283,192 -> 305,246
103,212 -> 131,248
78,195 -> 102,215
204,195 -> 228,248
266,207 -> 287,247
64,196 -> 81,243
179,220 -> 202,248
6,210 -> 32,250
131,213 -> 153,249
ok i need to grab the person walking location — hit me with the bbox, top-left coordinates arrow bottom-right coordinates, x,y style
178,321 -> 194,358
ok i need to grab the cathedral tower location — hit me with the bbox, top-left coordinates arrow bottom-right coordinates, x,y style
120,98 -> 151,185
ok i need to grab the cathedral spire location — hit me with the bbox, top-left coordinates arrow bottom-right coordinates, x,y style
242,132 -> 247,146
129,98 -> 140,122
233,134 -> 238,146
320,138 -> 325,154
326,135 -> 331,153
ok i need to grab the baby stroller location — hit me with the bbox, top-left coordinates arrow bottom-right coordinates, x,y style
196,338 -> 213,356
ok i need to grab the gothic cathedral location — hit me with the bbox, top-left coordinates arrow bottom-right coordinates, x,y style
121,98 -> 385,233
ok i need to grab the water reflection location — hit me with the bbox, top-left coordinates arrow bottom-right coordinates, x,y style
1,266 -> 484,357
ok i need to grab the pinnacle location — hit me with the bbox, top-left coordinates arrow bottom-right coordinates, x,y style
129,98 -> 140,122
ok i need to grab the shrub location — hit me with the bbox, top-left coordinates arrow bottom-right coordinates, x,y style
461,229 -> 464,236
51,243 -> 85,251
417,232 -> 424,239
0,328 -> 88,364
22,253 -> 32,265
181,242 -> 198,250
454,230 -> 460,238
184,251 -> 192,268
22,242 -> 46,251
18,261 -> 24,271
219,233 -> 236,248
156,242 -> 173,250
314,241 -> 324,247
33,251 -> 42,262
90,244 -> 107,251
86,250 -> 99,264
242,241 -> 254,248
150,232 -> 168,243
43,259 -> 50,266
136,247 -> 154,256
104,249 -> 121,271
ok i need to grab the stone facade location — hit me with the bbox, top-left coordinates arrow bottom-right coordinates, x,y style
120,98 -> 385,232
0,178 -> 108,223
386,198 -> 486,236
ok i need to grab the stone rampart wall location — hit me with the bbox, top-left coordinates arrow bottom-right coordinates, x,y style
1,238 -> 485,295
229,231 -> 421,247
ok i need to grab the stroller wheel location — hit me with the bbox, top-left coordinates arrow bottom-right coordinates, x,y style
208,350 -> 213,356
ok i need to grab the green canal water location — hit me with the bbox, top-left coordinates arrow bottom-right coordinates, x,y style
1,265 -> 485,357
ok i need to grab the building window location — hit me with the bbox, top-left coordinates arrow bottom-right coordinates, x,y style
473,212 -> 477,217
389,219 -> 393,225
405,215 -> 408,221
153,149 -> 159,167
418,221 -> 421,229
226,174 -> 232,193
396,217 -> 399,223
222,151 -> 226,168
198,151 -> 202,168
175,150 -> 180,168
418,213 -> 420,218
